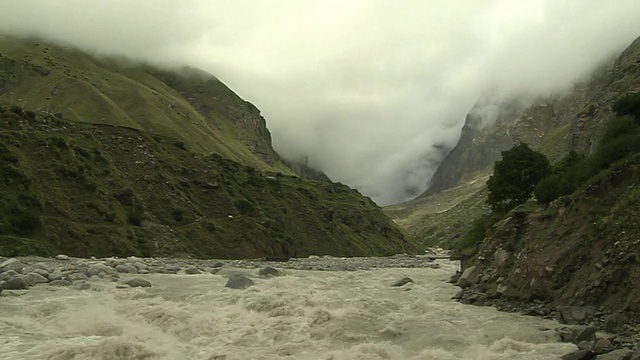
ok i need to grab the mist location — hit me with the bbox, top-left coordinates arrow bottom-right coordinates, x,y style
2,1 -> 640,205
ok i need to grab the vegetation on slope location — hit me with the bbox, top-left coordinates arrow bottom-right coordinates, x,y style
0,105 -> 416,258
450,92 -> 640,261
0,35 -> 291,173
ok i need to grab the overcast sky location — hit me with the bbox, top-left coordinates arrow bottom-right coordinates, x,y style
2,1 -> 640,205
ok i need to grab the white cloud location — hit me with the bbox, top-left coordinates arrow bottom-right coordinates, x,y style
1,0 -> 640,204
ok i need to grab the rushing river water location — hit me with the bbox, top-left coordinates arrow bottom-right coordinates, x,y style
0,260 -> 575,360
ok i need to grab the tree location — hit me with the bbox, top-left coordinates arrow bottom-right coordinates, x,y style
486,142 -> 550,213
534,174 -> 561,208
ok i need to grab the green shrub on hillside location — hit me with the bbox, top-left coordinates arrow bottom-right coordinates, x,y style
487,143 -> 550,213
612,93 -> 640,121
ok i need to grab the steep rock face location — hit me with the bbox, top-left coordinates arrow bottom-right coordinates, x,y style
0,106 -> 416,258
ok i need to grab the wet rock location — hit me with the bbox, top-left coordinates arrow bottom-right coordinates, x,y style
597,348 -> 633,360
125,279 -> 152,288
211,262 -> 224,268
49,279 -> 72,286
160,266 -> 181,274
391,277 -> 414,287
560,350 -> 595,360
185,266 -> 202,275
25,273 -> 49,284
225,275 -> 254,290
604,313 -> 628,333
115,264 -> 138,274
557,306 -> 595,325
87,264 -> 116,277
559,326 -> 596,344
0,258 -> 25,273
47,272 -> 64,281
259,266 -> 281,277
55,254 -> 70,260
456,266 -> 477,289
2,276 -> 30,289
578,341 -> 595,351
448,271 -> 461,284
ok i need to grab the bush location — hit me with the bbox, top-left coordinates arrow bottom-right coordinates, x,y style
612,93 -> 640,121
534,174 -> 561,206
487,143 -> 550,213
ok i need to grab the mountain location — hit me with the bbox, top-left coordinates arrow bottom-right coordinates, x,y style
0,36 -> 416,258
389,35 -> 640,315
388,35 -> 640,248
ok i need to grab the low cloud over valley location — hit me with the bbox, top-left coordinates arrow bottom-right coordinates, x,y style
2,1 -> 640,204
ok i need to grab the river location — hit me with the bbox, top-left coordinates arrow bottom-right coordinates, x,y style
0,260 -> 574,359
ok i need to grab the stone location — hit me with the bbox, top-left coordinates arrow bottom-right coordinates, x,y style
2,276 -> 30,290
493,248 -> 510,267
577,341 -> 594,351
185,266 -> 202,275
115,264 -> 138,274
47,272 -> 64,281
448,272 -> 461,284
604,313 -> 627,333
557,306 -> 595,325
125,279 -> 152,288
258,266 -> 281,277
559,326 -> 596,344
595,338 -> 613,353
0,258 -> 25,273
211,262 -> 224,268
87,264 -> 115,277
160,266 -> 181,274
456,266 -> 477,288
26,273 -> 49,284
597,349 -> 633,360
55,254 -> 70,260
391,277 -> 414,287
30,263 -> 52,273
225,275 -> 254,290
33,269 -> 50,277
560,350 -> 595,360
49,279 -> 72,286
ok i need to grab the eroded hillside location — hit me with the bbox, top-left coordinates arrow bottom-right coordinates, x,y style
0,105 -> 416,258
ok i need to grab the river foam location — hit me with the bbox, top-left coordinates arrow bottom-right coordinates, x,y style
0,261 -> 574,359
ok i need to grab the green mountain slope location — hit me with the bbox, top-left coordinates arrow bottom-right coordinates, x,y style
0,35 -> 290,173
0,105 -> 416,258
0,35 -> 416,258
389,35 -> 640,247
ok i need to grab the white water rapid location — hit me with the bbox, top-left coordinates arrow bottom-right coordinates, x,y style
0,260 -> 574,359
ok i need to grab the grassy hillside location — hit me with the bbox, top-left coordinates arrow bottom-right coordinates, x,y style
0,105 -> 416,258
0,35 -> 291,173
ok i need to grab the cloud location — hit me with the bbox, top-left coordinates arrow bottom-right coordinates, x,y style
2,0 -> 640,204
